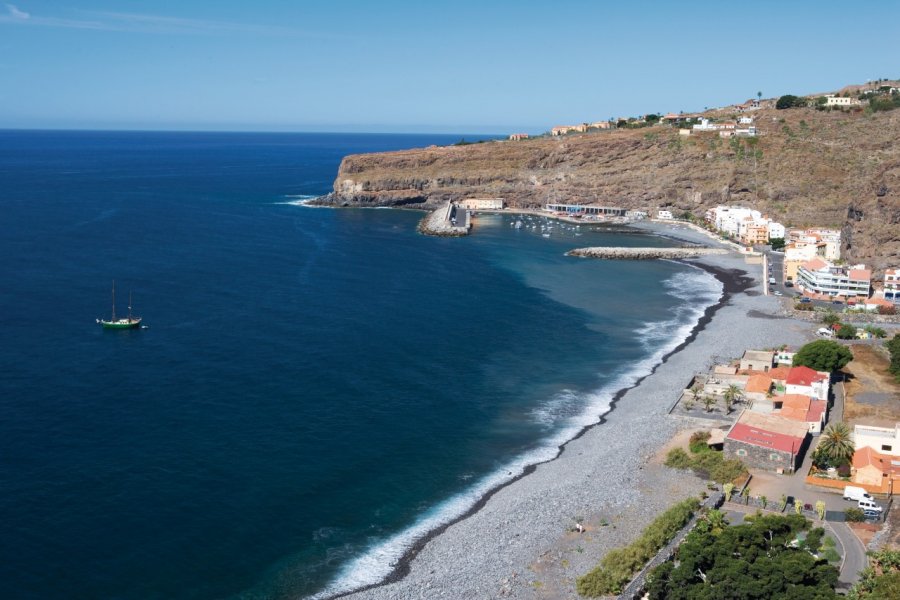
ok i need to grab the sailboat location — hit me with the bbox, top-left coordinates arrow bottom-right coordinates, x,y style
97,280 -> 142,329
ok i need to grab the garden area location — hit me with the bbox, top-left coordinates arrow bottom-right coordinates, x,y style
665,431 -> 748,485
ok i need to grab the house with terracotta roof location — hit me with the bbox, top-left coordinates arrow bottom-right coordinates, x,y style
768,366 -> 791,387
724,410 -> 810,473
773,394 -> 827,433
851,446 -> 900,492
854,423 -> 900,457
743,374 -> 774,412
508,133 -> 529,141
785,366 -> 830,401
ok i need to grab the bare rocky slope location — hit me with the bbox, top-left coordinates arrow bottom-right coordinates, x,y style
317,104 -> 900,272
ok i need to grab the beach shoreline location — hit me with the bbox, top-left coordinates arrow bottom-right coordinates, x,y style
321,220 -> 817,600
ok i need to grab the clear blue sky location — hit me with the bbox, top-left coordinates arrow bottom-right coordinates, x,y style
1,0 -> 897,133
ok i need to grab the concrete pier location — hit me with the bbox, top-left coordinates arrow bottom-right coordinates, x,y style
417,202 -> 471,237
566,247 -> 729,260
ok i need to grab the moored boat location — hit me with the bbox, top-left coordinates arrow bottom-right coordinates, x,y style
97,281 -> 142,329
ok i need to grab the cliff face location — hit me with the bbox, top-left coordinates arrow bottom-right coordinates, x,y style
321,107 -> 900,272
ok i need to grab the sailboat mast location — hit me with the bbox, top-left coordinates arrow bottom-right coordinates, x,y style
111,280 -> 116,321
128,290 -> 133,320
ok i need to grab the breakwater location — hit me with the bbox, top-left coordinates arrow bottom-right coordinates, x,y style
566,247 -> 729,260
417,202 -> 471,237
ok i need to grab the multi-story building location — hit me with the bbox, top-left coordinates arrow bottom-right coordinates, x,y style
796,258 -> 871,300
884,268 -> 899,304
768,221 -> 786,241
787,228 -> 841,261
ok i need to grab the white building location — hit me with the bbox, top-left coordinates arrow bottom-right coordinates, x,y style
692,118 -> 737,132
707,206 -> 762,236
884,268 -> 899,305
825,94 -> 862,107
787,228 -> 841,261
796,259 -> 872,299
739,116 -> 754,125
768,221 -> 785,240
854,423 -> 900,456
785,366 -> 830,402
657,210 -> 674,220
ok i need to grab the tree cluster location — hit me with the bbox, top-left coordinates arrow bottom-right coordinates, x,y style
887,334 -> 900,383
848,548 -> 900,599
792,340 -> 853,372
776,94 -> 808,109
646,513 -> 839,599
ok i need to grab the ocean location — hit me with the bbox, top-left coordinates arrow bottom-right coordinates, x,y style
0,130 -> 722,599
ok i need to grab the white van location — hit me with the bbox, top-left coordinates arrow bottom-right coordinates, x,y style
843,486 -> 872,502
858,498 -> 883,513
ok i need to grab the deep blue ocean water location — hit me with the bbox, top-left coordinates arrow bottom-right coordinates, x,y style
0,131 -> 721,599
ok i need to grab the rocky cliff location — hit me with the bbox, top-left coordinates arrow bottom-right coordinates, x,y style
317,105 -> 900,272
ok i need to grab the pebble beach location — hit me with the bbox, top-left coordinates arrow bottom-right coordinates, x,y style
337,231 -> 819,600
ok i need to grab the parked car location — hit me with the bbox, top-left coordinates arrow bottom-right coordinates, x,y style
843,486 -> 873,502
799,297 -> 812,303
832,300 -> 844,305
785,282 -> 794,288
858,498 -> 883,513
864,510 -> 882,520
774,291 -> 783,296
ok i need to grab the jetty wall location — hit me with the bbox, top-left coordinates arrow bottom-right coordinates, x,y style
566,247 -> 729,260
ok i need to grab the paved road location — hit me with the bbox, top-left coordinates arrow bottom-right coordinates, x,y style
829,520 -> 868,589
758,247 -> 851,309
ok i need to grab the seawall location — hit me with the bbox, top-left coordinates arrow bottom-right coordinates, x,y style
566,247 -> 729,260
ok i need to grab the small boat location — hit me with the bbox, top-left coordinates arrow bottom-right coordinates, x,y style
97,281 -> 142,329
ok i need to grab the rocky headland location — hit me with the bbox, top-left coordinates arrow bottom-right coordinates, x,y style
314,98 -> 900,272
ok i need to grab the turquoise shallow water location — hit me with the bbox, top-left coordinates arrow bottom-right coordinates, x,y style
0,131 -> 720,599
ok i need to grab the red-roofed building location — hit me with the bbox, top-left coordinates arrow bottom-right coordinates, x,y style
725,411 -> 810,473
768,366 -> 791,384
851,446 -> 900,491
786,366 -> 830,400
773,394 -> 827,433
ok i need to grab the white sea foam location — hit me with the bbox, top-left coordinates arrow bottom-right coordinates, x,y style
275,194 -> 320,206
314,267 -> 723,599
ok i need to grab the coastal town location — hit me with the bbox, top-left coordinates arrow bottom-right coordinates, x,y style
409,83 -> 900,596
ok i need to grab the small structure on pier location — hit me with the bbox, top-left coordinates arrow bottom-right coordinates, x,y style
545,203 -> 626,217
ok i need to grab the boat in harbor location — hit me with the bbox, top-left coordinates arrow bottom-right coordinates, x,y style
97,281 -> 142,329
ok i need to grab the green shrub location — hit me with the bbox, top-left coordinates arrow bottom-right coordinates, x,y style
689,431 -> 711,454
666,444 -> 748,484
664,448 -> 692,469
845,507 -> 865,522
577,498 -> 700,596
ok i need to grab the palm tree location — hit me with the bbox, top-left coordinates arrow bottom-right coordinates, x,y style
723,385 -> 742,414
818,422 -> 855,466
757,91 -> 762,101
703,395 -> 718,413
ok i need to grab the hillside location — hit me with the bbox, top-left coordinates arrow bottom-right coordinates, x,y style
317,100 -> 900,272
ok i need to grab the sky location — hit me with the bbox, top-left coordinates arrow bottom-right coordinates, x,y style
1,0 -> 898,133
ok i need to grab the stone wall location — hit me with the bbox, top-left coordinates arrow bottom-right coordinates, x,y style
723,437 -> 807,473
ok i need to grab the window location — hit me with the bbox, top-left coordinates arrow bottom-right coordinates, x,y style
736,449 -> 747,457
882,445 -> 893,452
769,453 -> 780,461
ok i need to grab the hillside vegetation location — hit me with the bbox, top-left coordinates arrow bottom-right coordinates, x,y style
320,93 -> 900,271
